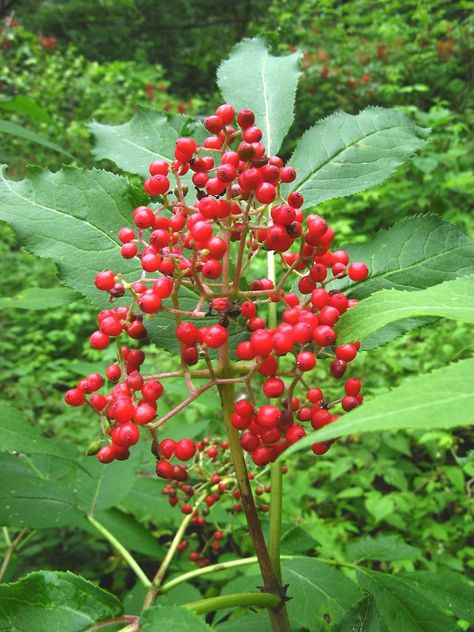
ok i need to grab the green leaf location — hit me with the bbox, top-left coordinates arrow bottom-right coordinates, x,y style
140,605 -> 212,632
400,571 -> 474,623
0,400 -> 63,456
217,37 -> 302,156
0,453 -> 86,529
0,287 -> 80,311
282,557 -> 362,629
364,496 -> 395,523
284,357 -> 474,454
0,571 -> 122,632
333,596 -> 383,632
0,121 -> 73,157
348,535 -> 419,562
357,569 -> 459,632
334,215 -> 474,300
0,95 -> 53,124
336,276 -> 474,344
0,166 -> 140,308
76,457 -> 137,515
215,612 -> 271,631
359,317 -> 437,351
90,107 -> 195,178
121,478 -> 181,524
93,508 -> 164,558
285,107 -> 428,207
280,525 -> 318,554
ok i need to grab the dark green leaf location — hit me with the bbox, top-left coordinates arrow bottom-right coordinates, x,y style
280,525 -> 318,554
357,569 -> 459,632
93,508 -> 164,558
400,571 -> 474,623
75,457 -> 137,515
140,605 -> 212,632
284,357 -> 474,453
0,287 -> 80,311
217,37 -> 302,156
215,612 -> 271,631
0,400 -> 63,456
333,596 -> 383,632
0,121 -> 73,157
282,557 -> 362,629
285,108 -> 428,207
0,166 -> 140,308
336,277 -> 474,344
348,535 -> 419,562
0,95 -> 53,124
0,571 -> 122,632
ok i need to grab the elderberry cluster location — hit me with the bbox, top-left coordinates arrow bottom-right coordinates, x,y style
65,102 -> 368,480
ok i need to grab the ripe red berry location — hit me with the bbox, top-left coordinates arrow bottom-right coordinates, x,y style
348,262 -> 369,281
175,439 -> 196,461
94,270 -> 115,291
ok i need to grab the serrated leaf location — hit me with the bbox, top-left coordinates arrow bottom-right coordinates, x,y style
76,457 -> 137,515
121,478 -> 179,523
348,535 -> 419,562
217,37 -> 302,156
0,166 -> 140,308
357,569 -> 459,632
0,286 -> 80,310
280,525 -> 318,554
333,215 -> 474,300
400,571 -> 474,623
140,605 -> 212,632
336,276 -> 474,344
0,400 -> 63,456
282,557 -> 362,629
333,596 -> 383,632
0,453 -> 86,529
0,120 -> 73,157
284,357 -> 474,455
285,107 -> 428,207
90,107 -> 201,178
360,317 -> 437,351
0,570 -> 122,632
364,496 -> 395,523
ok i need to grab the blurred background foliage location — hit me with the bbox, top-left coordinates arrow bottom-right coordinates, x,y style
0,0 -> 473,597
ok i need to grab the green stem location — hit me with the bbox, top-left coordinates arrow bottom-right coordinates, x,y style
87,515 -> 151,588
159,555 -> 297,594
184,592 -> 281,615
267,248 -> 284,580
142,490 -> 208,611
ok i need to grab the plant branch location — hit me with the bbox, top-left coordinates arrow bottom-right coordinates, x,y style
184,591 -> 281,615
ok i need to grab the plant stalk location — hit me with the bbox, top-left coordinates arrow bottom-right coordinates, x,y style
184,591 -> 281,615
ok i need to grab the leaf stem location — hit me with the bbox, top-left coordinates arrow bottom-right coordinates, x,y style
87,515 -> 151,588
184,591 -> 281,615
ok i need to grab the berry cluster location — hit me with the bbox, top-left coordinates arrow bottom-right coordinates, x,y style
65,102 -> 368,479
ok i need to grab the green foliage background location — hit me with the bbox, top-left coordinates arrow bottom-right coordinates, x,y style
0,0 -> 473,628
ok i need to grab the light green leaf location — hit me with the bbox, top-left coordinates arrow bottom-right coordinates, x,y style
0,571 -> 122,632
0,121 -> 73,157
141,605 -> 212,632
0,286 -> 80,311
348,535 -> 419,562
0,166 -> 140,308
336,276 -> 474,344
365,496 -> 395,523
333,596 -> 383,632
400,571 -> 474,623
357,569 -> 459,632
90,107 -> 196,178
333,215 -> 474,300
217,37 -> 302,156
0,95 -> 53,124
282,557 -> 362,629
0,400 -> 63,456
285,107 -> 428,207
284,357 -> 474,454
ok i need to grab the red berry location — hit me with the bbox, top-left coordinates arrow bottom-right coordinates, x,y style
112,422 -> 140,448
348,262 -> 369,281
94,270 -> 115,291
175,439 -> 196,461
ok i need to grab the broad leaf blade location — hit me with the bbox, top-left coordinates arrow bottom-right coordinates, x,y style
285,107 -> 428,207
0,120 -> 73,157
0,286 -> 80,310
0,95 -> 53,124
217,37 -> 302,155
282,557 -> 362,629
0,571 -> 122,632
284,357 -> 474,454
336,276 -> 474,344
141,605 -> 212,632
92,508 -> 164,558
348,535 -> 419,562
400,571 -> 474,623
334,215 -> 474,300
0,166 -> 140,308
357,569 -> 459,632
0,400 -> 63,456
90,108 -> 199,178
333,596 -> 383,632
